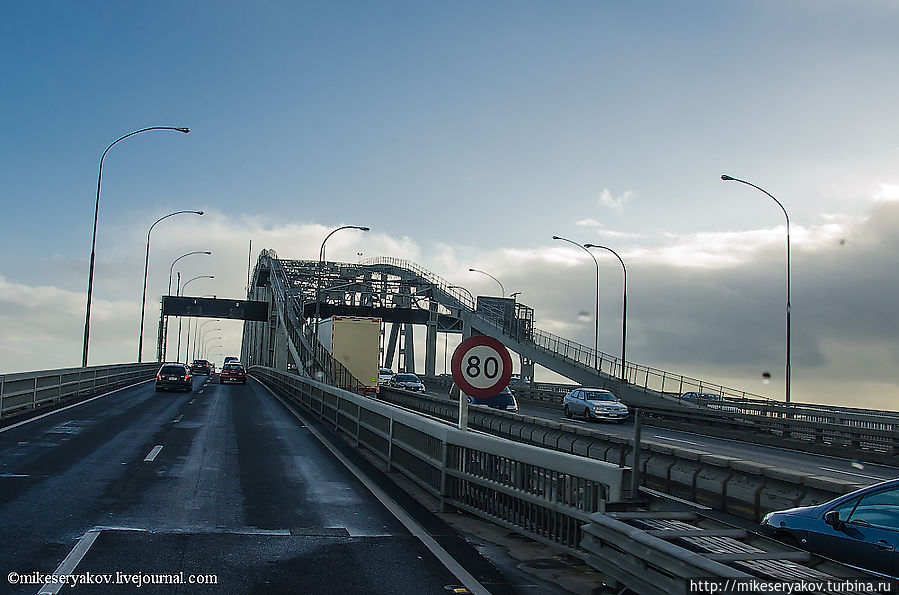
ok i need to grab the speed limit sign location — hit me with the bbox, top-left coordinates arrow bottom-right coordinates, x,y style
451,336 -> 513,398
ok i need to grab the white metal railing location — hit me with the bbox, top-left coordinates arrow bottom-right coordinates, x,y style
250,366 -> 627,554
0,363 -> 159,416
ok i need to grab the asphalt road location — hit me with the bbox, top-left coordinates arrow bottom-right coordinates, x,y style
514,401 -> 899,485
0,376 -> 539,595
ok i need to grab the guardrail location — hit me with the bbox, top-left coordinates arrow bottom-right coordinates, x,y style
421,375 -> 899,462
378,384 -> 864,522
0,363 -> 159,417
250,366 -> 627,556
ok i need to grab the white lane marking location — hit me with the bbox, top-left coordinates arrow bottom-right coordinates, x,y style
0,380 -> 152,434
0,473 -> 29,478
820,467 -> 885,481
653,436 -> 703,447
38,528 -> 101,594
144,445 -> 164,462
260,384 -> 492,595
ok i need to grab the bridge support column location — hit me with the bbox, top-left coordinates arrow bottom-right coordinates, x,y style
425,299 -> 438,376
385,323 -> 400,370
520,356 -> 535,383
403,324 -> 416,373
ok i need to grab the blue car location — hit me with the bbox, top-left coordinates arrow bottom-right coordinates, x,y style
760,478 -> 899,578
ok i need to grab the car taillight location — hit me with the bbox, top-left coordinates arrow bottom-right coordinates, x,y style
156,373 -> 162,380
184,374 -> 190,381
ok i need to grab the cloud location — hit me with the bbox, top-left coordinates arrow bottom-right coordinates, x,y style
598,189 -> 633,213
874,184 -> 899,202
4,201 -> 899,409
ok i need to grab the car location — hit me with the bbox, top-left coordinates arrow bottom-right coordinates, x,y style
224,356 -> 239,365
449,383 -> 519,412
679,391 -> 738,412
190,359 -> 212,375
760,478 -> 899,578
389,373 -> 425,392
155,363 -> 193,392
378,367 -> 395,386
563,388 -> 628,422
220,362 -> 247,384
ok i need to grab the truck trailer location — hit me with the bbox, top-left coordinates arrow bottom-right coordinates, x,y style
317,316 -> 381,394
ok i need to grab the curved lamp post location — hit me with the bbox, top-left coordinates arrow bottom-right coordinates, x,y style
203,336 -> 222,360
552,236 -> 599,370
138,210 -> 204,362
722,174 -> 791,403
194,319 -> 219,360
468,268 -> 505,298
82,126 -> 190,367
162,251 -> 211,360
585,244 -> 627,381
178,275 -> 214,362
314,225 -> 370,340
447,284 -> 475,309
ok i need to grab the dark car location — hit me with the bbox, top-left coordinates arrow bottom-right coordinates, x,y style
190,359 -> 212,374
155,363 -> 193,392
220,362 -> 247,384
449,383 -> 519,412
760,478 -> 899,578
563,387 -> 628,422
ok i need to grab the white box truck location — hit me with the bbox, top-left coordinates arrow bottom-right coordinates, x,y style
318,316 -> 381,394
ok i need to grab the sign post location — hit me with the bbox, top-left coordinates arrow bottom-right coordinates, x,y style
450,336 -> 513,430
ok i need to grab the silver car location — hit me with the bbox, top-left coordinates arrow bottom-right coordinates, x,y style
389,373 -> 425,392
563,388 -> 628,423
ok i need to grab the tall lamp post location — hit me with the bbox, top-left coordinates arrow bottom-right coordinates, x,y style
585,244 -> 627,382
82,126 -> 190,367
314,225 -> 370,340
194,319 -> 219,360
162,251 -> 211,360
468,268 -> 505,298
178,275 -> 214,362
138,210 -> 204,362
552,236 -> 600,370
722,174 -> 791,404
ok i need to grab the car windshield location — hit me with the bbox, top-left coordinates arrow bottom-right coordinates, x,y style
583,391 -> 616,402
395,374 -> 419,382
161,365 -> 185,374
223,364 -> 243,370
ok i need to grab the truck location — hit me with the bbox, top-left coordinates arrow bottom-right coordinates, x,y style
317,316 -> 382,394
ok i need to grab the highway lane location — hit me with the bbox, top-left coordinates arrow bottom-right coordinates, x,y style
0,375 -> 532,594
514,401 -> 899,485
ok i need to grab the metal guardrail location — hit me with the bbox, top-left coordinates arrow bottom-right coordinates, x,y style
580,508 -> 877,594
0,363 -> 159,417
250,366 -> 627,556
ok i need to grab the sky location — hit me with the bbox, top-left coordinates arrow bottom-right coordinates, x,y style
2,1 -> 898,410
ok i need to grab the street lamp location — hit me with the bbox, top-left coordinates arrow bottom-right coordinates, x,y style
585,244 -> 627,382
722,174 -> 792,403
138,210 -> 204,362
194,319 -> 219,360
468,268 -> 505,298
447,284 -> 475,309
552,236 -> 599,370
314,225 -> 370,340
203,336 -> 222,359
178,275 -> 214,362
82,126 -> 190,367
162,251 -> 211,360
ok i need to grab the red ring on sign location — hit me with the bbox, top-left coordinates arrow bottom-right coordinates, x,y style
450,336 -> 513,398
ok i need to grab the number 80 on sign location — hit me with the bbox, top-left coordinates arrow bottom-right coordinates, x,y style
450,336 -> 513,398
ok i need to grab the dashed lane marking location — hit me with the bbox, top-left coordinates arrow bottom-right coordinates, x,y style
144,445 -> 164,462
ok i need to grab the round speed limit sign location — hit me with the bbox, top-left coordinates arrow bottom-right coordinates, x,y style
451,336 -> 513,398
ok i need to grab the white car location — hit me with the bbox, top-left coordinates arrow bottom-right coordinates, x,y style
378,367 -> 394,386
679,391 -> 738,412
563,388 -> 628,423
